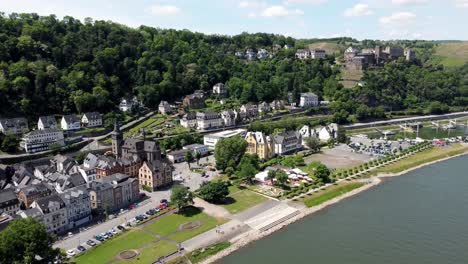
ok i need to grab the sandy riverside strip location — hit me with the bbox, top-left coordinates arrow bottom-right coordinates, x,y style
199,177 -> 381,264
200,150 -> 468,264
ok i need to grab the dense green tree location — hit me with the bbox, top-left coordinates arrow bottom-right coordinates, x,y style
0,218 -> 65,264
1,134 -> 19,153
170,185 -> 194,211
214,136 -> 247,171
185,151 -> 194,169
305,137 -> 321,152
314,163 -> 331,183
198,181 -> 229,203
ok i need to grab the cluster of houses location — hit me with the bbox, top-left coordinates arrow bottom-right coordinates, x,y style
0,123 -> 174,234
345,45 -> 416,71
179,92 -> 319,131
295,48 -> 327,60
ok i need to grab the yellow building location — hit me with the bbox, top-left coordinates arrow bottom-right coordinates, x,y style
139,160 -> 173,191
245,132 -> 274,160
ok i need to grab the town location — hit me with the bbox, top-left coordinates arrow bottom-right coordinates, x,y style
0,8 -> 467,264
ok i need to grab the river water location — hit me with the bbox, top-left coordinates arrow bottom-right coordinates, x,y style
220,156 -> 468,264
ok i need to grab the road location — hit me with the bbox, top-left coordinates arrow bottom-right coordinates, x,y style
345,111 -> 468,129
55,154 -> 219,251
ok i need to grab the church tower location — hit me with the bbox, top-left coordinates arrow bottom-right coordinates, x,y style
111,121 -> 123,158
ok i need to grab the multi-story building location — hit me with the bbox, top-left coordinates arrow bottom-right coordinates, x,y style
139,161 -> 173,191
17,183 -> 53,208
0,118 -> 29,135
299,92 -> 319,108
404,48 -> 416,61
95,155 -> 124,179
59,186 -> 91,229
270,100 -> 285,111
310,49 -> 326,59
180,113 -> 197,128
221,110 -> 236,127
183,90 -> 205,109
212,83 -> 227,97
30,194 -> 69,234
204,129 -> 247,149
273,131 -> 302,155
88,173 -> 139,213
20,129 -> 65,153
258,102 -> 271,114
0,188 -> 20,216
245,132 -> 274,160
295,49 -> 310,59
183,144 -> 209,157
37,116 -> 57,130
81,112 -> 102,127
240,104 -> 258,119
245,49 -> 256,60
158,101 -> 172,115
61,115 -> 80,130
196,111 -> 223,130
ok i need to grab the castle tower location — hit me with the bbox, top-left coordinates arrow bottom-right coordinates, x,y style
111,121 -> 123,158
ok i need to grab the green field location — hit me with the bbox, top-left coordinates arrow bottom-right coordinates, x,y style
308,42 -> 344,54
301,182 -> 365,208
74,229 -> 156,264
188,241 -> 231,263
430,42 -> 468,68
114,241 -> 177,264
221,186 -> 268,214
373,144 -> 468,175
75,207 -> 226,264
144,207 -> 226,241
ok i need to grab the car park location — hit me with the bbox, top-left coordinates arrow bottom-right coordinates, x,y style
77,245 -> 86,252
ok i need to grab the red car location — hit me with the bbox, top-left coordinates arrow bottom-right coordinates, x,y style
129,204 -> 135,209
159,203 -> 167,210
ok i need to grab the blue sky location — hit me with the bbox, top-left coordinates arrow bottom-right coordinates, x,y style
1,0 -> 467,40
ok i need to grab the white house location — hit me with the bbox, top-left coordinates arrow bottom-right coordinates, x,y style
318,123 -> 338,141
158,101 -> 172,115
180,113 -> 197,128
258,102 -> 271,113
311,49 -> 326,59
119,97 -> 142,112
81,112 -> 102,128
273,131 -> 302,155
59,186 -> 92,229
196,111 -> 223,130
20,129 -> 65,153
257,49 -> 269,60
61,115 -> 81,130
240,104 -> 258,119
183,144 -> 209,157
212,83 -> 227,97
29,194 -> 69,234
38,116 -> 57,130
0,118 -> 29,135
221,110 -> 236,127
299,93 -> 319,108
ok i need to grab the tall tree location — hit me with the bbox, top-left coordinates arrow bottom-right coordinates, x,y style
170,185 -> 194,211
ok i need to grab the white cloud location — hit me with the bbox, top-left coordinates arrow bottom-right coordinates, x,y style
343,4 -> 373,17
380,12 -> 416,25
260,5 -> 304,17
147,4 -> 181,16
284,0 -> 327,4
392,0 -> 428,4
455,0 -> 468,7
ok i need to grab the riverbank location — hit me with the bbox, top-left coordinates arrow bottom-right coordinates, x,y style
201,146 -> 468,264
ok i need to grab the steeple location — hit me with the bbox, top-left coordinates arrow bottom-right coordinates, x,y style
111,121 -> 123,158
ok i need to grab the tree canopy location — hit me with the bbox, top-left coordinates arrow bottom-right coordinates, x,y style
214,136 -> 247,171
197,181 -> 229,203
0,218 -> 64,264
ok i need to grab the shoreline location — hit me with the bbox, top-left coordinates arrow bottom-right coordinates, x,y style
201,150 -> 468,264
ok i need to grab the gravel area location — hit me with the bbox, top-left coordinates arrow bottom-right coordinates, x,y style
304,144 -> 372,169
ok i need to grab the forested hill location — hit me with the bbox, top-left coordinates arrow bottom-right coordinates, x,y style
0,13 -> 339,117
0,13 -> 466,123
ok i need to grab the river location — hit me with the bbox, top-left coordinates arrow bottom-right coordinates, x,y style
220,156 -> 468,264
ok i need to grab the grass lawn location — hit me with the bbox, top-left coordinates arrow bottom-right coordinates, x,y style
188,241 -> 231,263
74,229 -> 156,264
301,182 -> 365,208
372,144 -> 468,175
221,186 -> 268,214
144,207 -> 224,242
115,240 -> 178,264
430,42 -> 468,68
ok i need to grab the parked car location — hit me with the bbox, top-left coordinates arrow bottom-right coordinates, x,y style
160,199 -> 168,204
77,245 -> 86,252
159,203 -> 167,210
117,225 -> 125,231
87,240 -> 96,246
66,250 -> 76,256
110,229 -> 117,235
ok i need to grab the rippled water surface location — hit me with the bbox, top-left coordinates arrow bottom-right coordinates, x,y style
220,156 -> 468,264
